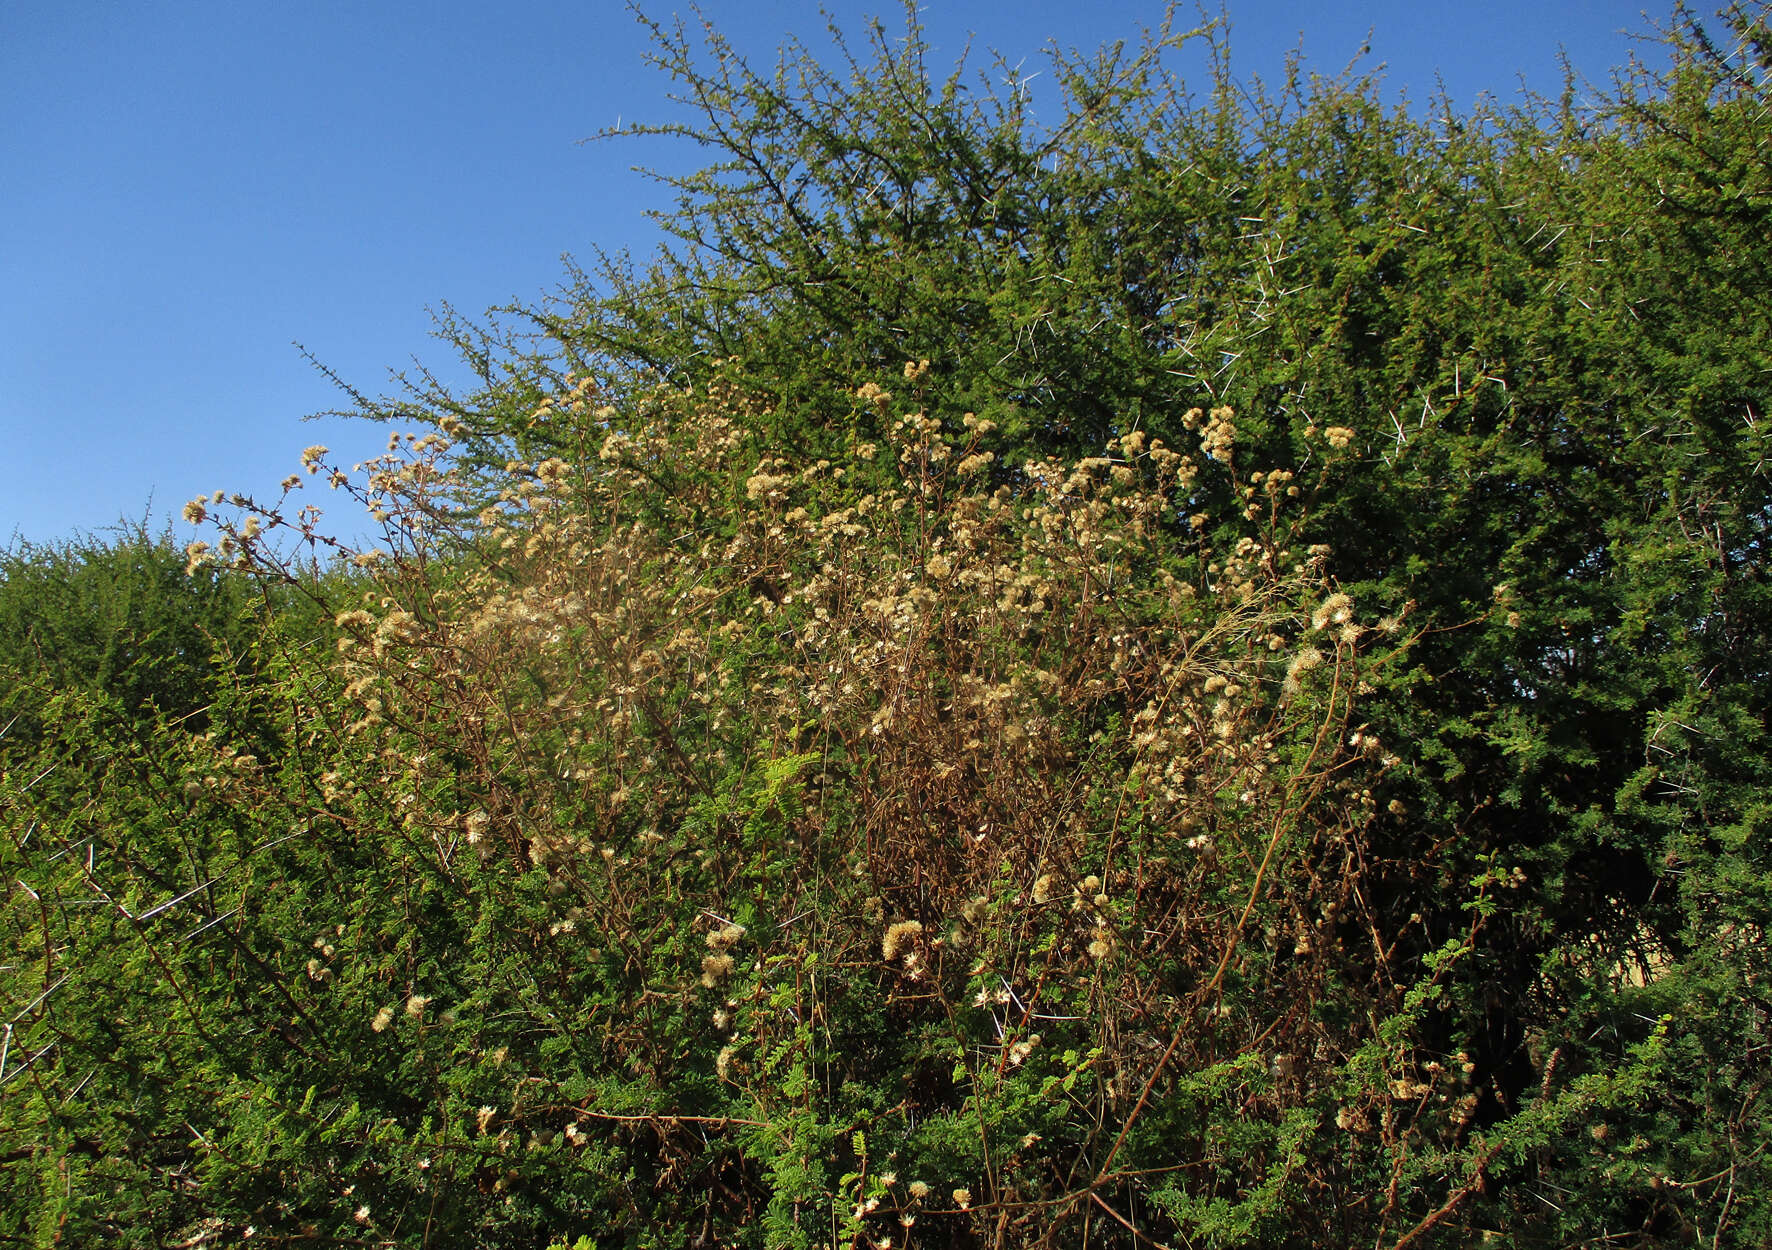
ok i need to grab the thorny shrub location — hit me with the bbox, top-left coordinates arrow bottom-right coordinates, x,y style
10,366 -> 1635,1248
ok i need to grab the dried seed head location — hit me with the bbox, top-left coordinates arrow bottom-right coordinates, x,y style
882,920 -> 924,961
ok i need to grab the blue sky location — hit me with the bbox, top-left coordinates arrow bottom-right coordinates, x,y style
3,1 -> 1656,551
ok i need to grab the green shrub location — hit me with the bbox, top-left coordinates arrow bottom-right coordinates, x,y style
5,4 -> 1768,1245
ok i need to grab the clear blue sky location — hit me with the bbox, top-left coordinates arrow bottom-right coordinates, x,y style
3,1 -> 1655,551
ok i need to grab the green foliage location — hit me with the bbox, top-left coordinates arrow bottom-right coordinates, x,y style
0,525 -> 258,737
5,3 -> 1771,1246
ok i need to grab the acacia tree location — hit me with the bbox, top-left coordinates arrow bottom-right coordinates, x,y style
339,3 -> 1768,1239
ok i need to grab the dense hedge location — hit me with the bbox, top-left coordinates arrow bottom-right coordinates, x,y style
3,4 -> 1769,1247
